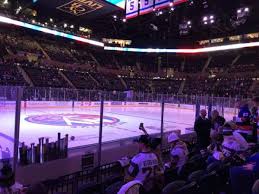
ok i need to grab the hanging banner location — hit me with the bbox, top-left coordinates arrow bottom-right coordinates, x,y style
139,0 -> 154,15
126,0 -> 139,19
154,0 -> 169,9
172,0 -> 188,6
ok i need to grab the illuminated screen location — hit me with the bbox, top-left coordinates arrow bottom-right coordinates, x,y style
1,16 -> 259,53
106,0 -> 125,9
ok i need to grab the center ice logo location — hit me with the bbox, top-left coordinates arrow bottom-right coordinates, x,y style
25,113 -> 120,127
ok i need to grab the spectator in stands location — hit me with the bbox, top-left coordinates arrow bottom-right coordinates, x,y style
211,110 -> 225,132
125,135 -> 163,193
251,106 -> 259,123
253,180 -> 259,194
166,133 -> 188,174
229,151 -> 259,194
238,103 -> 251,125
221,123 -> 249,159
207,133 -> 224,163
194,109 -> 212,150
127,135 -> 160,183
139,123 -> 163,168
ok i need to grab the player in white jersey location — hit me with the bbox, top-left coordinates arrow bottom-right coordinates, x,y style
128,135 -> 160,183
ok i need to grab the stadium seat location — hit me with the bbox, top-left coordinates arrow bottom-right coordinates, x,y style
197,171 -> 220,194
117,180 -> 143,194
187,170 -> 205,182
104,181 -> 125,194
206,161 -> 223,173
174,181 -> 198,194
162,180 -> 186,194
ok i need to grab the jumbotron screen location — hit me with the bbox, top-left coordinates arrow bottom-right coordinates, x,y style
105,0 -> 125,9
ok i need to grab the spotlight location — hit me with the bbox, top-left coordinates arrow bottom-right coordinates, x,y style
159,11 -> 163,15
179,20 -> 192,35
64,23 -> 67,28
233,7 -> 250,27
49,18 -> 53,22
70,25 -> 74,29
203,16 -> 208,21
122,18 -> 126,23
203,15 -> 215,25
113,15 -> 117,19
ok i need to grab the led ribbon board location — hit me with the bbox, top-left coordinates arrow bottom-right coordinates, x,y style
0,16 -> 104,47
104,41 -> 259,53
1,16 -> 259,53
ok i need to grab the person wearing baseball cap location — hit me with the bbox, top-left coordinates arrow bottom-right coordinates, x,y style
166,133 -> 189,174
127,135 -> 159,186
221,123 -> 248,159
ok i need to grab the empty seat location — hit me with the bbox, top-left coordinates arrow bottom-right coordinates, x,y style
162,180 -> 186,194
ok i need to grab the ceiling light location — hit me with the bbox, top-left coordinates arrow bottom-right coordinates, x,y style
203,16 -> 208,21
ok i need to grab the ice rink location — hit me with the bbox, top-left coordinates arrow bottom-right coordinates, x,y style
0,102 -> 236,159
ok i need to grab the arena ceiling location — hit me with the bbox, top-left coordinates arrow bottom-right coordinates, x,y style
7,0 -> 259,46
17,0 -> 121,21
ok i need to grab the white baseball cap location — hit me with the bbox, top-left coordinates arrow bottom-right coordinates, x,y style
168,133 -> 179,143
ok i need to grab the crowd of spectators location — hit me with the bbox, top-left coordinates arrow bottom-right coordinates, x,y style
0,25 -> 258,97
23,66 -> 71,88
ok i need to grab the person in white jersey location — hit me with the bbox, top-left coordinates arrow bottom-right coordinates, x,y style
166,133 -> 189,174
128,135 -> 159,183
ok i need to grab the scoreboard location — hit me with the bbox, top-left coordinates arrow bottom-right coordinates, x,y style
126,0 -> 188,19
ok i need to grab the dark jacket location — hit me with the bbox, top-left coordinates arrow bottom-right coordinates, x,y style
194,116 -> 212,149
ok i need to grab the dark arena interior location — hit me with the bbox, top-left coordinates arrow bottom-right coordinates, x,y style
0,0 -> 259,193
